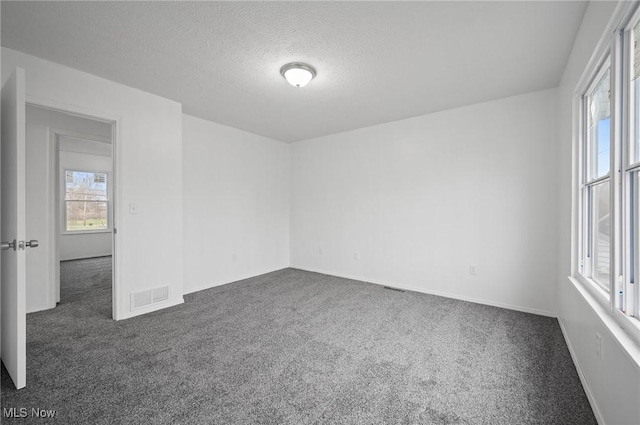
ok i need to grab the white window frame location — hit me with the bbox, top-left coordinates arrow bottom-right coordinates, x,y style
622,7 -> 640,324
62,168 -> 112,235
573,2 -> 640,346
578,49 -> 615,299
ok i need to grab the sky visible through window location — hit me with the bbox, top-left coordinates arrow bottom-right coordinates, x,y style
597,117 -> 610,178
65,171 -> 107,200
590,67 -> 610,179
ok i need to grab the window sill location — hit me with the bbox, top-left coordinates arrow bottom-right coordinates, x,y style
61,229 -> 111,236
568,276 -> 640,369
577,271 -> 610,299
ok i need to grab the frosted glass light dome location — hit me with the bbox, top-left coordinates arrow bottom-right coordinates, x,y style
281,63 -> 316,88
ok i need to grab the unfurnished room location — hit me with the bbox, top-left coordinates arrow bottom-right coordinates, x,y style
0,1 -> 639,424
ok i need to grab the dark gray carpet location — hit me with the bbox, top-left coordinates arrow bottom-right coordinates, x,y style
59,256 -> 112,306
1,265 -> 596,424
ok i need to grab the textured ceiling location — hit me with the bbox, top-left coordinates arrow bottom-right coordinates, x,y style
1,1 -> 587,143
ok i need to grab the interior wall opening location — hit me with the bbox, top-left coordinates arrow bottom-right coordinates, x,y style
25,104 -> 114,318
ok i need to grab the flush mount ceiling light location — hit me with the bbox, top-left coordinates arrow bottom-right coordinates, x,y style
280,62 -> 316,88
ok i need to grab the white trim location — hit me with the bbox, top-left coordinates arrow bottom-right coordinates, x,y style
557,318 -> 605,425
624,0 -> 640,33
568,276 -> 640,368
112,116 -> 122,320
575,1 -> 637,96
627,160 -> 640,172
622,19 -> 636,318
49,128 -> 61,304
585,173 -> 611,187
26,95 -> 117,125
47,128 -> 58,308
622,7 -> 640,327
291,265 -> 557,318
575,272 -> 611,301
25,97 -> 124,320
572,93 -> 582,277
572,0 -> 640,348
60,229 -> 111,235
61,168 -> 112,235
612,24 -> 623,315
183,267 -> 289,295
26,303 -> 56,315
50,128 -> 110,145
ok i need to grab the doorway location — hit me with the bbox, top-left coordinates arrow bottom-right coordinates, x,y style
25,105 -> 116,318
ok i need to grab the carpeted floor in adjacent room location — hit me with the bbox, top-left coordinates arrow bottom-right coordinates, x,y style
1,258 -> 596,424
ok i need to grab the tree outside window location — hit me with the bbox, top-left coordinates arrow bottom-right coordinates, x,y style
65,170 -> 109,231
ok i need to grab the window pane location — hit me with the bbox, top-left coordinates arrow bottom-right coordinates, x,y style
66,201 -> 108,231
592,182 -> 610,290
588,69 -> 611,178
65,171 -> 108,201
633,21 -> 640,163
631,172 -> 640,312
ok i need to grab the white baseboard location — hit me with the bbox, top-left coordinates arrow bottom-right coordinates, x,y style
60,253 -> 112,261
183,267 -> 289,295
290,265 -> 557,318
558,318 -> 605,425
26,301 -> 57,314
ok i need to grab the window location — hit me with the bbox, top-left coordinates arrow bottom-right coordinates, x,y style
579,60 -> 612,294
575,3 -> 640,338
64,170 -> 109,232
589,67 -> 611,180
632,19 -> 640,165
625,17 -> 640,319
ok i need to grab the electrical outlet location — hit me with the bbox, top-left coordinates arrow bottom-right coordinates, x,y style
595,333 -> 602,360
469,265 -> 477,275
232,253 -> 237,262
318,247 -> 324,255
354,252 -> 360,260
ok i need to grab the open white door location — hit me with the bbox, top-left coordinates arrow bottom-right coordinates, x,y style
1,68 -> 28,389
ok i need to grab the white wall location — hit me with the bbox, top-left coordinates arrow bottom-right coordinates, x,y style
2,47 -> 184,320
291,88 -> 559,316
25,106 -> 111,312
182,114 -> 289,294
556,2 -> 640,424
59,138 -> 113,261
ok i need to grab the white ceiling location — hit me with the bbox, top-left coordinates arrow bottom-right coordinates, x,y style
1,1 -> 587,143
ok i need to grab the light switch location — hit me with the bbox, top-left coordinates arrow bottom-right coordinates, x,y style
129,203 -> 138,214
